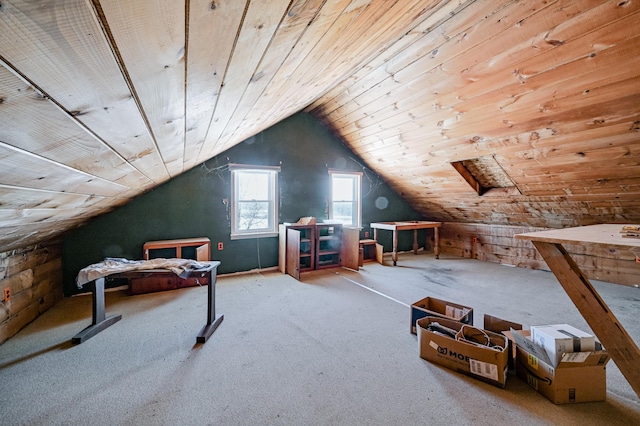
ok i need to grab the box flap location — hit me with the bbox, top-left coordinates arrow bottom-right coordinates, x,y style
557,351 -> 610,368
511,328 -> 553,366
484,314 -> 522,333
512,329 -> 609,369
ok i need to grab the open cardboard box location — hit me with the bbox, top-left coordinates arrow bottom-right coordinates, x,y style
483,314 -> 523,372
416,316 -> 509,388
410,296 -> 473,334
511,329 -> 610,404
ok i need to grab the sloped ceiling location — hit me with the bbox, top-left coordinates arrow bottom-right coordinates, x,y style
1,0 -> 639,253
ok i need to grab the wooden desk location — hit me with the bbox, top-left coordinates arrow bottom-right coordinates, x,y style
143,237 -> 211,261
515,224 -> 640,398
370,221 -> 441,265
73,260 -> 222,344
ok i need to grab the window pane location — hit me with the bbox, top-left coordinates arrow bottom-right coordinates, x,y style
239,172 -> 269,200
333,202 -> 353,225
332,177 -> 353,201
230,166 -> 279,239
238,201 -> 269,230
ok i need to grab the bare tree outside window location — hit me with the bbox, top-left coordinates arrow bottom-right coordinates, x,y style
230,165 -> 279,239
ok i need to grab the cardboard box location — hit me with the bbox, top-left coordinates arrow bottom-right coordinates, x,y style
416,316 -> 509,388
410,296 -> 473,334
512,330 -> 609,404
530,324 -> 596,367
483,314 -> 523,372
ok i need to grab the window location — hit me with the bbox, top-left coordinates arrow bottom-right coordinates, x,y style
329,170 -> 362,226
230,164 -> 280,239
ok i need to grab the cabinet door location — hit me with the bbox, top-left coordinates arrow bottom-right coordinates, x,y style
278,224 -> 287,273
341,226 -> 360,270
286,229 -> 302,280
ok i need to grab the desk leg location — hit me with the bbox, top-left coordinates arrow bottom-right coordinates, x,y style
412,230 -> 419,255
532,241 -> 640,398
392,230 -> 398,266
197,268 -> 224,343
434,227 -> 440,259
72,278 -> 122,344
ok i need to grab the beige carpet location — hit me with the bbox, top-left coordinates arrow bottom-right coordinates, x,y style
1,253 -> 639,425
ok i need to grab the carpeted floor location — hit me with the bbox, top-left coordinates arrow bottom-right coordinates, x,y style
1,253 -> 639,425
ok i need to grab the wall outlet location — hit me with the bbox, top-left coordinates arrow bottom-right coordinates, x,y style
472,237 -> 478,244
218,242 -> 224,250
3,287 -> 9,302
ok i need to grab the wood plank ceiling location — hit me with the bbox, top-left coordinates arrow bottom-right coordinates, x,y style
1,0 -> 639,253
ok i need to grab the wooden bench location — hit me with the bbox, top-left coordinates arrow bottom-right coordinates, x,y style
143,237 -> 211,261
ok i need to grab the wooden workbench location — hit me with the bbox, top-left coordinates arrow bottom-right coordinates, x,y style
515,224 -> 640,398
73,259 -> 222,344
370,221 -> 441,265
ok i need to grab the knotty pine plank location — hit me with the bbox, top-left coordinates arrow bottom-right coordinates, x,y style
0,66 -> 151,190
328,0 -> 566,134
228,0 -> 374,143
0,0 -> 170,183
425,120 -> 639,163
217,0 -> 327,145
98,0 -> 187,177
0,143 -> 131,197
250,0 -> 438,137
184,0 -> 248,170
0,185 -> 103,210
307,0 -> 473,117
314,0 -> 513,121
197,0 -> 293,163
222,0 -> 356,146
334,1 -> 634,142
0,221 -> 84,253
285,0 -> 433,105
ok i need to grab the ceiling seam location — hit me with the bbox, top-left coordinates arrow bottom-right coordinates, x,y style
227,0 -> 364,142
0,55 -> 140,188
195,0 -> 253,163
0,138 -> 131,191
215,0 -> 301,148
183,0 -> 191,171
88,0 -> 171,179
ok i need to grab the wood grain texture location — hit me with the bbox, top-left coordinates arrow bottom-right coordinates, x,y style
529,238 -> 640,398
0,0 -> 639,256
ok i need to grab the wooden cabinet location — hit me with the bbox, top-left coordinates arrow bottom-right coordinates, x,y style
316,224 -> 342,269
279,223 -> 359,279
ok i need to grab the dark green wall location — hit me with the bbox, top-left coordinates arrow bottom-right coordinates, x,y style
62,112 -> 424,295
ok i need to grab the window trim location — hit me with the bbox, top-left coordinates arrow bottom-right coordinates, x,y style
328,169 -> 362,227
229,163 -> 280,240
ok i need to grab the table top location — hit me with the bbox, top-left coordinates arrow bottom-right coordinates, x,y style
370,221 -> 441,231
515,224 -> 640,250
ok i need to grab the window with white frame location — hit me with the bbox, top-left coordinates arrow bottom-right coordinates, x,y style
329,170 -> 362,227
230,164 -> 280,239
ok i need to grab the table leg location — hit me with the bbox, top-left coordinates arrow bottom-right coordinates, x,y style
72,277 -> 122,344
392,230 -> 398,266
532,241 -> 640,398
412,229 -> 419,254
434,227 -> 440,259
197,268 -> 223,343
